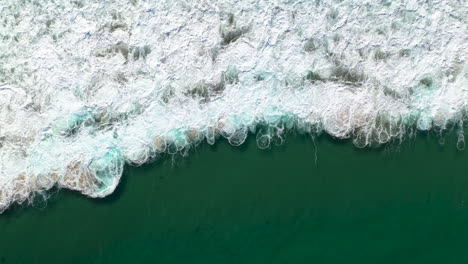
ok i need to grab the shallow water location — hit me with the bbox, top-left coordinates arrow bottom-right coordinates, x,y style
1,135 -> 468,263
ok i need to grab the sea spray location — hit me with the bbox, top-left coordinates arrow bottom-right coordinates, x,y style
0,0 -> 466,212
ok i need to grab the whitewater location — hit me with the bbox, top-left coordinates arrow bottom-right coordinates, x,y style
0,0 -> 466,212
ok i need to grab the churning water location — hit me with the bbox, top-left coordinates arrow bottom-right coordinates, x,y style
0,0 -> 466,212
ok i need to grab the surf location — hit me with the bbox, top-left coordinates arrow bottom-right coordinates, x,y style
0,0 -> 466,212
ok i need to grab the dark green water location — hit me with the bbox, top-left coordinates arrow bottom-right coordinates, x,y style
1,134 -> 468,263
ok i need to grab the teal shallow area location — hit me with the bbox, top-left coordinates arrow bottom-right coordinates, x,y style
1,134 -> 468,263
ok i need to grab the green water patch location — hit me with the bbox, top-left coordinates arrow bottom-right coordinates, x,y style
1,133 -> 468,263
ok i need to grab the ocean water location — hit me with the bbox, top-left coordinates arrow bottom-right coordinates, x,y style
0,0 -> 467,212
1,134 -> 468,263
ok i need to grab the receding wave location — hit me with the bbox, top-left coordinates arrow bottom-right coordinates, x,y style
0,0 -> 466,212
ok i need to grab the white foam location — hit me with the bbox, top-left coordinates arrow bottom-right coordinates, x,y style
0,0 -> 466,212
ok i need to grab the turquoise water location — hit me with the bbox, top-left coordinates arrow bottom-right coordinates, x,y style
1,134 -> 468,263
0,1 -> 467,262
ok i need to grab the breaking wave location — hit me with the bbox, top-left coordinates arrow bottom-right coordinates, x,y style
0,0 -> 467,212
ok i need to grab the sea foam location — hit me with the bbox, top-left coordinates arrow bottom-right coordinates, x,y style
0,0 -> 466,212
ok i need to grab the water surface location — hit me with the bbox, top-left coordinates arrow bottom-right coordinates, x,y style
1,135 -> 468,263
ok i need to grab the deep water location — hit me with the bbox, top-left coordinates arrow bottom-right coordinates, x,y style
1,135 -> 468,263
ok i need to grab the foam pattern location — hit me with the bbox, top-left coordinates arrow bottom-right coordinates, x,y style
0,0 -> 467,212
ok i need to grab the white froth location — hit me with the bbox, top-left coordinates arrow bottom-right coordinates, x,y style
0,0 -> 467,212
